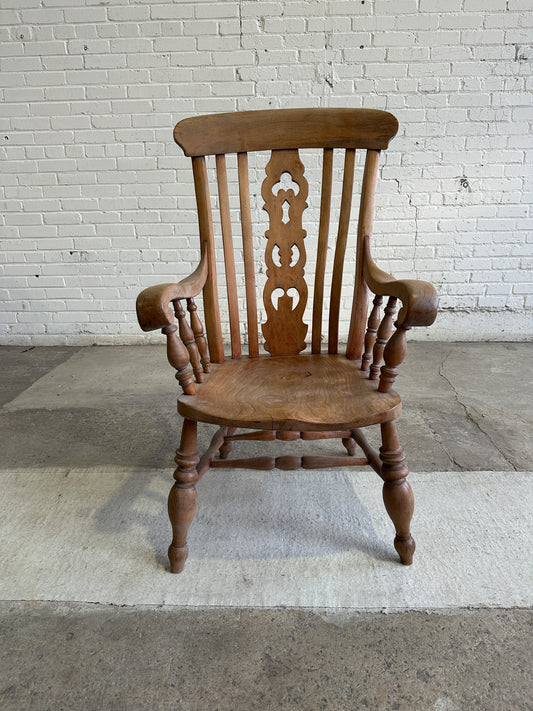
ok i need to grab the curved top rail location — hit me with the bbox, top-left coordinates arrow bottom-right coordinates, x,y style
174,108 -> 399,157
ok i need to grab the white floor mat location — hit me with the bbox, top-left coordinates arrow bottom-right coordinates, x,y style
0,468 -> 531,610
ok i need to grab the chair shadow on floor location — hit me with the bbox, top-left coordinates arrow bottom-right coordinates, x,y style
92,467 -> 396,569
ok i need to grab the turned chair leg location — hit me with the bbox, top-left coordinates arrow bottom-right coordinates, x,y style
168,418 -> 199,573
379,420 -> 415,565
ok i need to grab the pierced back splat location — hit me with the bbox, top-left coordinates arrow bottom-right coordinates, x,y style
261,149 -> 309,356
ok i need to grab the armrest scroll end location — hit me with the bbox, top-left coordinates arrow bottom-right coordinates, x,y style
136,285 -> 176,332
363,235 -> 438,329
135,251 -> 209,332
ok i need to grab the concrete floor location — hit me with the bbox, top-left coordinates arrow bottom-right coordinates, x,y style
0,343 -> 532,710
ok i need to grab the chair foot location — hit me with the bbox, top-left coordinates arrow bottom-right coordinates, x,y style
167,481 -> 198,573
218,441 -> 232,459
342,436 -> 357,456
168,419 -> 199,573
218,427 -> 236,459
380,420 -> 415,565
394,535 -> 416,566
168,543 -> 189,573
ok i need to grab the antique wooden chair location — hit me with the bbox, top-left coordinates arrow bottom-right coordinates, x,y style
136,108 -> 438,573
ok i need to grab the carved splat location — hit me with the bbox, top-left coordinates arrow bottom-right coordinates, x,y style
261,150 -> 309,356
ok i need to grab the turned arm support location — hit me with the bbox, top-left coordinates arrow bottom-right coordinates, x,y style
136,250 -> 208,332
363,235 -> 438,329
136,251 -> 210,395
362,236 -> 438,392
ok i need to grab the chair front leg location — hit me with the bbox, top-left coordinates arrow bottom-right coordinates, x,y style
379,419 -> 415,565
168,418 -> 199,573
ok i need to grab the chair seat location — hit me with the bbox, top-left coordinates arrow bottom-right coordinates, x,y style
178,354 -> 402,431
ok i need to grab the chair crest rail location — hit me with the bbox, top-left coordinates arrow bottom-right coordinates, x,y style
174,108 -> 399,157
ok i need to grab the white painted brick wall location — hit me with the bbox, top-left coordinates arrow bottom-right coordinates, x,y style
1,0 -> 532,345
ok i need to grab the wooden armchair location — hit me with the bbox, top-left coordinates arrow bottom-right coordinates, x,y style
136,108 -> 438,573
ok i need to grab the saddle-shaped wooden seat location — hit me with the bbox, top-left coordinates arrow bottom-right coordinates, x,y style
137,108 -> 438,573
178,355 -> 401,431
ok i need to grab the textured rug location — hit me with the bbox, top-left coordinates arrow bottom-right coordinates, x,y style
0,468 -> 531,610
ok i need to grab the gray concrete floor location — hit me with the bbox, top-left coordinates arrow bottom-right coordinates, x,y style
0,343 -> 532,710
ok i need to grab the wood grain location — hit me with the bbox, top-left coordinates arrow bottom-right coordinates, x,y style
174,108 -> 399,156
178,354 -> 401,431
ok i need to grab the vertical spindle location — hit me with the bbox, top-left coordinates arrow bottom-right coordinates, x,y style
378,325 -> 409,393
187,297 -> 210,373
174,299 -> 203,383
162,324 -> 196,395
361,294 -> 383,371
369,296 -> 397,380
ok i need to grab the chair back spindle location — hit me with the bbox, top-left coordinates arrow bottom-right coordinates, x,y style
238,152 -> 260,357
311,148 -> 333,354
346,149 -> 381,360
191,156 -> 224,363
215,154 -> 241,359
328,148 -> 356,355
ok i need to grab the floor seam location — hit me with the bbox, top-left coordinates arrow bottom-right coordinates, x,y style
438,351 -> 519,472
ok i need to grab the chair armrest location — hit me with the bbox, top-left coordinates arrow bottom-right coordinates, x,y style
136,251 -> 208,332
363,236 -> 438,328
